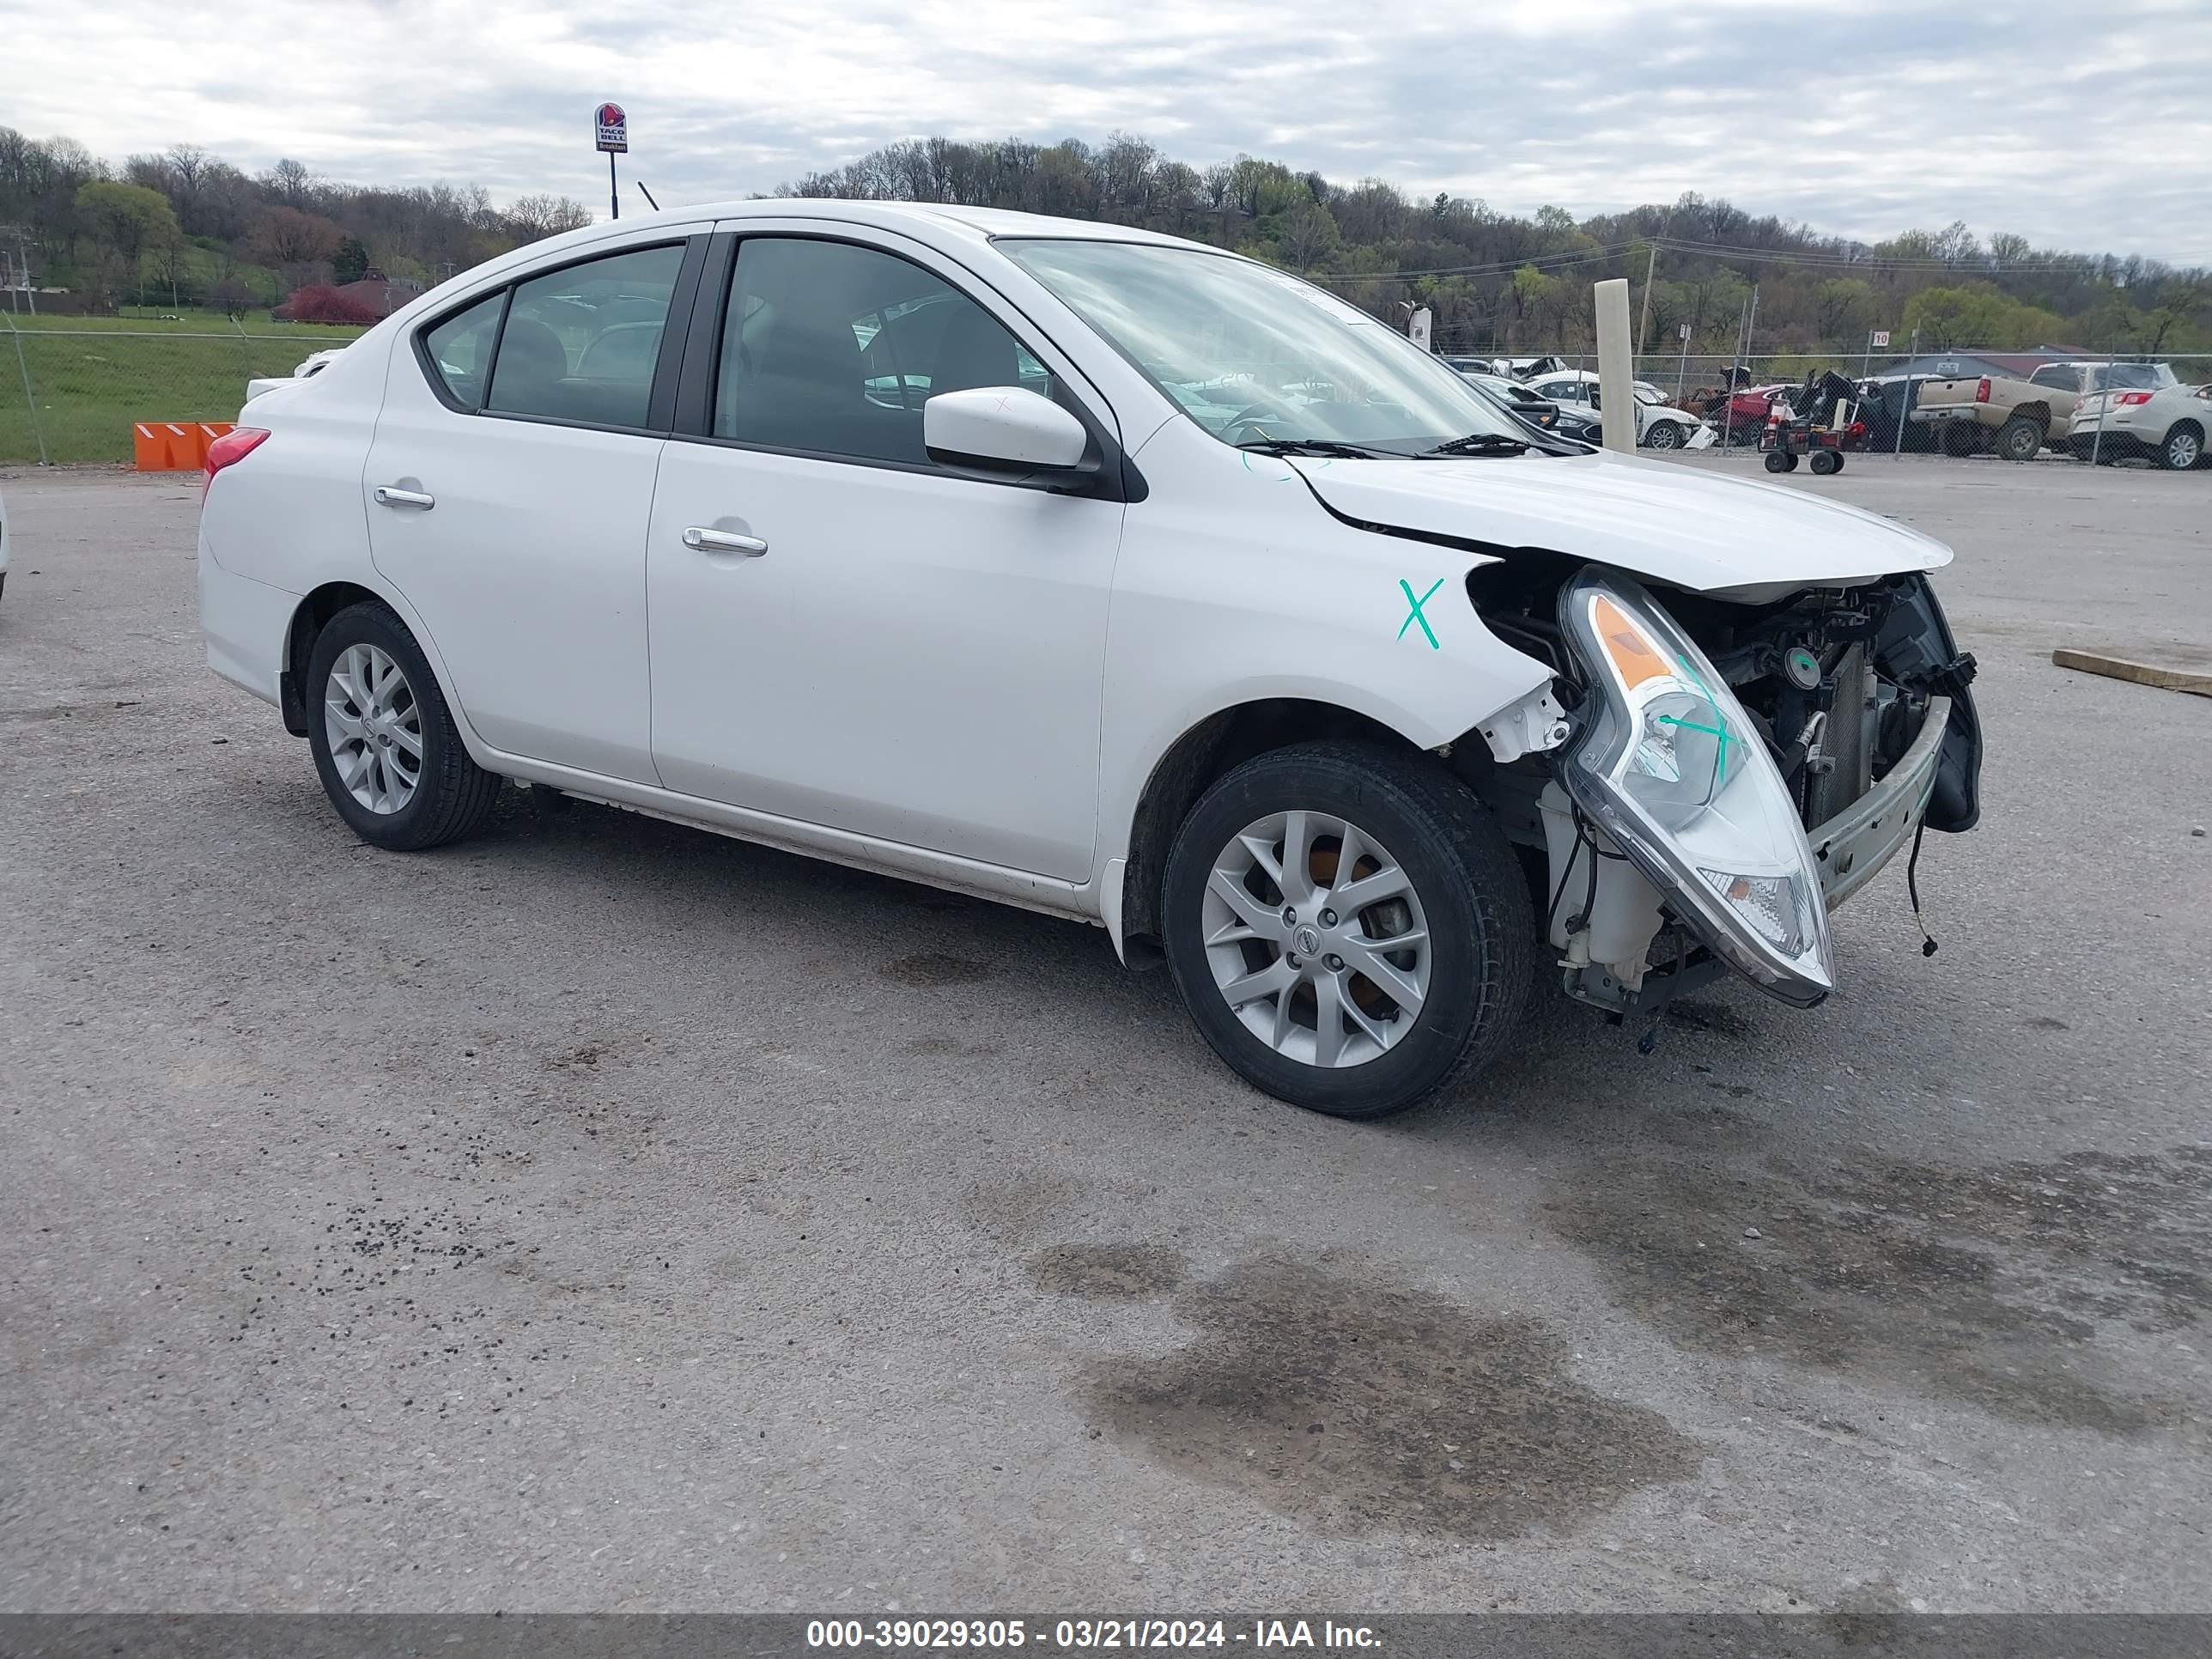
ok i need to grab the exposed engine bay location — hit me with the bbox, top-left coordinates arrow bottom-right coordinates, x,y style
1460,558 -> 1983,1018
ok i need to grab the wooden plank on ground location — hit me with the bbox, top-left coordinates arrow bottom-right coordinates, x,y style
2051,648 -> 2212,698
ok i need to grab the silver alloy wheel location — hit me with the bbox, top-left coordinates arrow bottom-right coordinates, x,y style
1201,809 -> 1431,1069
324,641 -> 422,814
2167,429 -> 2202,470
1644,420 -> 1682,449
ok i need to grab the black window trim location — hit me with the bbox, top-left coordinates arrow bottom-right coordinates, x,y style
409,234 -> 709,439
666,228 -> 1143,503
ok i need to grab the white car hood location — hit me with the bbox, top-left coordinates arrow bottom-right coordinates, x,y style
1291,449 -> 1950,594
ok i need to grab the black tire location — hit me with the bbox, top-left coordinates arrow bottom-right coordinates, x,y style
1159,741 -> 1534,1119
1808,450 -> 1840,476
1764,450 -> 1790,473
2158,423 -> 2203,471
1996,415 -> 2044,463
305,600 -> 501,851
1644,421 -> 1684,451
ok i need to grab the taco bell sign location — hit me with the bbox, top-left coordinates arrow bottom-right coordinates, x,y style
594,103 -> 628,154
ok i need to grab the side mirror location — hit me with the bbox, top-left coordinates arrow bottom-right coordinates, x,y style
924,386 -> 1091,477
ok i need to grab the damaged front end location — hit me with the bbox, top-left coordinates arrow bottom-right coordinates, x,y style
1466,561 -> 1981,1018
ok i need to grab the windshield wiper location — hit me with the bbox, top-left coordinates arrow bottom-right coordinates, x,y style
1234,437 -> 1396,459
1420,432 -> 1531,457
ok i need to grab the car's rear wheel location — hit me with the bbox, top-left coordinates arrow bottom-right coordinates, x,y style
306,601 -> 501,850
2159,423 -> 2203,471
1996,415 -> 2044,463
1160,741 -> 1532,1119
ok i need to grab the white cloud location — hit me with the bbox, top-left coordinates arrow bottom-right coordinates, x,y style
5,0 -> 2210,261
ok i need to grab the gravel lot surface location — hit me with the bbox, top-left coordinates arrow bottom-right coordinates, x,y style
2,456 -> 2207,1613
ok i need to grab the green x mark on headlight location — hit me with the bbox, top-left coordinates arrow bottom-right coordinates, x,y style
1557,570 -> 1834,1006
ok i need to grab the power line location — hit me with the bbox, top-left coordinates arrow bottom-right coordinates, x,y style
1308,242 -> 1646,283
1301,235 -> 2142,288
1649,237 -> 2107,274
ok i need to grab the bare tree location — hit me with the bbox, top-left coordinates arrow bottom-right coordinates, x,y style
252,204 -> 343,291
504,194 -> 592,242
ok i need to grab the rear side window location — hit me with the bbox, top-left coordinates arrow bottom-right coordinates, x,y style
422,294 -> 504,412
485,244 -> 686,430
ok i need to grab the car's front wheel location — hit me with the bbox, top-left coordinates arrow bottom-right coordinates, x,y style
306,600 -> 501,850
1643,420 -> 1684,451
1160,742 -> 1533,1118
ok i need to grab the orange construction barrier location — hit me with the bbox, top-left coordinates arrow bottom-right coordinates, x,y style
131,422 -> 200,471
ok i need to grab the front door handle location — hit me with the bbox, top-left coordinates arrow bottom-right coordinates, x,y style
373,484 -> 435,509
683,526 -> 768,557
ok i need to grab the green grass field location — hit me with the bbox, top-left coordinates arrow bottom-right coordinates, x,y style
1,318 -> 370,465
1,311 -> 365,337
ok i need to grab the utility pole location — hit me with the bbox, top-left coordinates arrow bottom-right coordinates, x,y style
1636,241 -> 1658,358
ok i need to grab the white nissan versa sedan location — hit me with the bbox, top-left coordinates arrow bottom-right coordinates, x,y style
198,203 -> 1984,1118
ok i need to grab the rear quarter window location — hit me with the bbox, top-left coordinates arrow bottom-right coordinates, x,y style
421,294 -> 504,412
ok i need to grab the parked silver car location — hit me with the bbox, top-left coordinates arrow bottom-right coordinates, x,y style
2067,381 -> 2211,470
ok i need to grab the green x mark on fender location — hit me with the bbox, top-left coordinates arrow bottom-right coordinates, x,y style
1398,578 -> 1445,649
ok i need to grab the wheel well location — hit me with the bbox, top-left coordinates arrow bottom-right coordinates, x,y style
1119,699 -> 1419,962
283,581 -> 385,735
2007,404 -> 2050,430
2167,418 -> 2204,442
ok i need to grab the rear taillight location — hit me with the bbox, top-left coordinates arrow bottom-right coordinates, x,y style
2117,392 -> 2154,406
1974,377 -> 1990,403
203,427 -> 270,502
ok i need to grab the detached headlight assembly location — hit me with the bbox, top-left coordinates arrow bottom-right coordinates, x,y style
1559,570 -> 1834,1006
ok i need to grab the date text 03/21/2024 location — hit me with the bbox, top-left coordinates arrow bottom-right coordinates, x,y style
805,1619 -> 1381,1650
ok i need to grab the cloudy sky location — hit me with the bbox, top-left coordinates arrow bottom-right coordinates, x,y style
8,0 -> 2211,263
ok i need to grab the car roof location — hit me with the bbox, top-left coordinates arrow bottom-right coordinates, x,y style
675,198 -> 1206,251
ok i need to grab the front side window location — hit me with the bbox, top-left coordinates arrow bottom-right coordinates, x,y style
485,243 -> 685,429
714,237 -> 1050,465
1000,238 -> 1524,453
422,293 -> 503,411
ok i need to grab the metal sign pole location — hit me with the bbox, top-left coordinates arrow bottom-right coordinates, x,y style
1894,328 -> 1917,458
2090,365 -> 2112,467
8,312 -> 50,466
609,150 -> 619,222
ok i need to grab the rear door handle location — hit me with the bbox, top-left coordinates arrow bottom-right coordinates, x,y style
683,526 -> 768,556
374,485 -> 435,509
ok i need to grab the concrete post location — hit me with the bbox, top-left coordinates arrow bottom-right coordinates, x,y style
1593,277 -> 1636,454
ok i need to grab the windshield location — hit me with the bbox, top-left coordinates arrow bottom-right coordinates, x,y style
999,238 -> 1525,453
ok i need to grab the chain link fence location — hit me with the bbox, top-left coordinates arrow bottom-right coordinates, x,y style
1457,344 -> 2212,470
4,317 -> 2209,474
1,321 -> 362,465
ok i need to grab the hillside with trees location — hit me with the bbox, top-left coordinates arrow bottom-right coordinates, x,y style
778,134 -> 2211,359
0,132 -> 592,314
3,126 -> 2204,360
